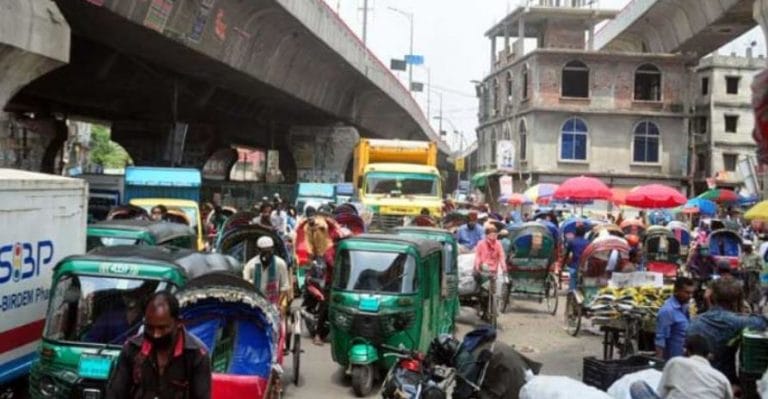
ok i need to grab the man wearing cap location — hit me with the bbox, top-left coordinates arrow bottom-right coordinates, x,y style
243,236 -> 291,313
456,211 -> 484,250
106,291 -> 211,399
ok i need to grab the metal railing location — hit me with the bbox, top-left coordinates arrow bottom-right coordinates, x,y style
521,0 -> 600,8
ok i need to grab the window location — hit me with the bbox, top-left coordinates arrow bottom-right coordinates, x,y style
506,72 -> 513,99
723,153 -> 738,171
492,79 -> 500,115
560,118 -> 588,160
519,121 -> 527,161
634,64 -> 661,101
693,116 -> 708,134
633,121 -> 660,163
724,115 -> 739,133
522,64 -> 529,99
726,76 -> 740,95
490,130 -> 498,165
701,77 -> 709,96
562,60 -> 589,98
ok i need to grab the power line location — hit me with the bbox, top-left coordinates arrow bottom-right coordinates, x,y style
429,84 -> 476,98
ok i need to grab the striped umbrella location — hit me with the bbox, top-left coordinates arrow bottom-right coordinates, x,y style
697,188 -> 739,204
680,198 -> 717,216
523,184 -> 559,205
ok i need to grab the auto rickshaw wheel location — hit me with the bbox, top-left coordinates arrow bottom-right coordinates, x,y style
351,364 -> 375,397
545,273 -> 559,316
564,293 -> 581,337
292,333 -> 301,386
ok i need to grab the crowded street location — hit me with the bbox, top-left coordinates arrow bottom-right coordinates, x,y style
7,0 -> 768,399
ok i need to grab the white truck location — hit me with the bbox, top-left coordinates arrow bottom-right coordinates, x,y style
0,169 -> 87,386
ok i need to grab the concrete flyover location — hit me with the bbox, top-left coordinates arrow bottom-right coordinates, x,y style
594,0 -> 756,57
1,0 -> 448,173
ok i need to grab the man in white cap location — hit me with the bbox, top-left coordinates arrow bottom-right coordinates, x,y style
243,236 -> 291,313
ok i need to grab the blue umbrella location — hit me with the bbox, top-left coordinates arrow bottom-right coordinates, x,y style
682,198 -> 716,216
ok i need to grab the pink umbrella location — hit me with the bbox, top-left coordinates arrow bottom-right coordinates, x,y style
625,184 -> 687,209
553,176 -> 612,202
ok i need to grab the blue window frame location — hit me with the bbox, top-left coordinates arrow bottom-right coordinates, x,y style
560,118 -> 588,160
633,121 -> 660,163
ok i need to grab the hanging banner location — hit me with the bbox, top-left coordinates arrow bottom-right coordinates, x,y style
455,158 -> 465,172
499,175 -> 513,197
497,140 -> 515,170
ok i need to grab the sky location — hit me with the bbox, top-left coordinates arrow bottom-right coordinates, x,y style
323,0 -> 767,152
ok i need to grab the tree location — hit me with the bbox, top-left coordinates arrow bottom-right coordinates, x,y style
89,125 -> 131,169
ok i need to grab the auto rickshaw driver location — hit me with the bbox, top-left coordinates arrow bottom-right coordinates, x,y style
243,236 -> 291,314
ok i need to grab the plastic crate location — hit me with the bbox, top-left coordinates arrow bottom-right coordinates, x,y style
742,329 -> 768,375
582,355 -> 663,391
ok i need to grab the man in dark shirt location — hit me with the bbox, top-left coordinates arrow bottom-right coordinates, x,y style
564,225 -> 589,292
687,278 -> 768,384
106,291 -> 211,399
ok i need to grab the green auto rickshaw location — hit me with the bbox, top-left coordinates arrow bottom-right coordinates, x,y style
29,245 -> 239,399
86,219 -> 197,251
394,226 -> 459,334
329,234 -> 448,396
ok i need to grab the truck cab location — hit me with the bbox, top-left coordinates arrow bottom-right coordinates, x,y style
354,139 -> 443,231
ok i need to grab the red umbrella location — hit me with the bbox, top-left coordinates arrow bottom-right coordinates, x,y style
506,193 -> 532,206
553,176 -> 612,202
625,184 -> 686,209
611,189 -> 627,206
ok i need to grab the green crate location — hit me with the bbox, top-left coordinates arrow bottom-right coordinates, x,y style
741,329 -> 768,375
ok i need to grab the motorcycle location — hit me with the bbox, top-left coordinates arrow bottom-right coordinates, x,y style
381,338 -> 457,399
302,256 -> 329,338
382,327 -> 542,399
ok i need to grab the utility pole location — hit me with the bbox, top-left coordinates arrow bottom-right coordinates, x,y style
361,0 -> 369,45
426,67 -> 431,120
388,7 -> 414,89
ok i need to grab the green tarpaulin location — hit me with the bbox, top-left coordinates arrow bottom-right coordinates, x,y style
471,170 -> 497,188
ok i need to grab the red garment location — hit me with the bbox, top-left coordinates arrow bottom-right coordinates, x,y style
474,238 -> 506,273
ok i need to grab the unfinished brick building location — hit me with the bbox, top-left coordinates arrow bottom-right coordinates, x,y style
474,1 -> 697,200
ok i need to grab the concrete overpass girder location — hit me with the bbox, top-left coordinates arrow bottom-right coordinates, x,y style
0,0 -> 69,171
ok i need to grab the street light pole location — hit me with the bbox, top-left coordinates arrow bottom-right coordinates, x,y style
388,7 -> 414,89
362,0 -> 369,45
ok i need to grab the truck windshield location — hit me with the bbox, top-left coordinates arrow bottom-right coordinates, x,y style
365,172 -> 438,196
45,274 -> 171,346
335,250 -> 417,294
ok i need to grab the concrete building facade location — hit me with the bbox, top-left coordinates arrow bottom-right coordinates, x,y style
692,54 -> 763,192
475,3 -> 696,199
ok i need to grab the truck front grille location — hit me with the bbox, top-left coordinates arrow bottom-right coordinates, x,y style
370,214 -> 405,231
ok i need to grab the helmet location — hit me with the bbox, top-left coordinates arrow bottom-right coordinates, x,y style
257,236 -> 274,249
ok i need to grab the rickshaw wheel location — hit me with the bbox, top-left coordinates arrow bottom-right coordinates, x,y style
292,333 -> 301,386
501,283 -> 512,313
545,273 -> 559,316
564,293 -> 581,337
351,364 -> 375,397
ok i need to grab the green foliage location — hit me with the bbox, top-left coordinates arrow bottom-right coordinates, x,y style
89,125 -> 131,168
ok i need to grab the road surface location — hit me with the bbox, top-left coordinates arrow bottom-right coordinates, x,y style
283,295 -> 604,398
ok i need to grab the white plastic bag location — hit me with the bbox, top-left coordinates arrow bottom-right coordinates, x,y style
458,253 -> 477,296
607,369 -> 662,399
520,376 -> 613,399
757,368 -> 768,398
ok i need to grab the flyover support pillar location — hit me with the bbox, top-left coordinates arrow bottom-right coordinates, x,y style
288,126 -> 359,183
0,0 -> 69,171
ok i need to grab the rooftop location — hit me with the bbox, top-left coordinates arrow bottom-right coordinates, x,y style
697,54 -> 766,71
486,5 -> 619,38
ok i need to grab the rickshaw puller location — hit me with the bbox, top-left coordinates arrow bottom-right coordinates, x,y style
243,236 -> 291,314
106,291 -> 211,399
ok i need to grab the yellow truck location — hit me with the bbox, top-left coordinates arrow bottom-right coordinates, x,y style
354,139 -> 442,230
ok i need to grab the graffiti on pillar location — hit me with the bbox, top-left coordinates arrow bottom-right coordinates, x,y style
144,0 -> 175,33
289,127 -> 359,183
214,9 -> 227,41
188,0 -> 216,43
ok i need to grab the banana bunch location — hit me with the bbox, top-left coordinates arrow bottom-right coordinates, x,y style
587,286 -> 674,322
